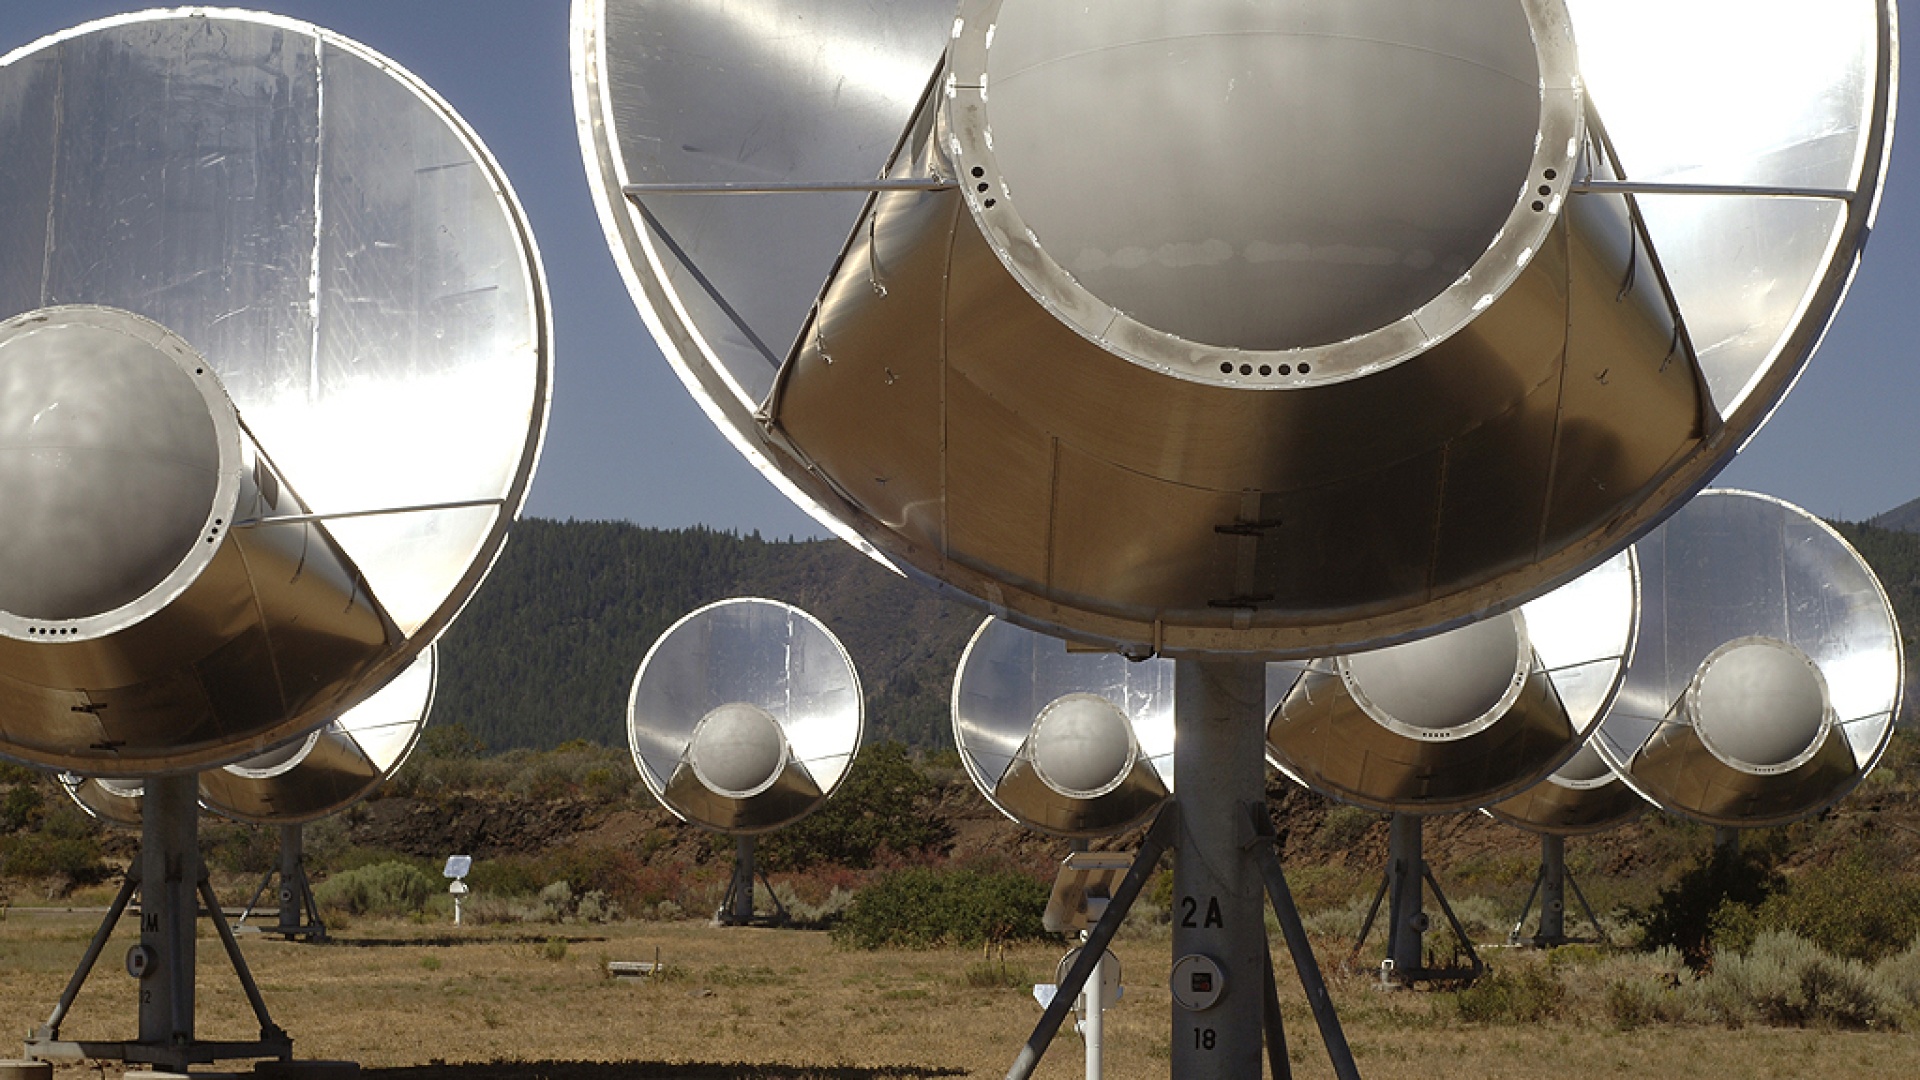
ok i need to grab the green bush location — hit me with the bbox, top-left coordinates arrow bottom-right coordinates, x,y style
416,724 -> 487,760
0,832 -> 107,885
467,856 -> 543,899
1453,963 -> 1567,1024
1724,852 -> 1920,963
1703,932 -> 1899,1030
315,861 -> 437,918
3,784 -> 45,832
761,743 -> 950,870
202,822 -> 278,875
530,881 -> 574,923
832,867 -> 1048,949
1631,846 -> 1777,968
1313,805 -> 1378,852
0,794 -> 107,887
535,846 -> 646,909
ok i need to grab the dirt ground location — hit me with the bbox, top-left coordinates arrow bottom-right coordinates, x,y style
3,911 -> 1919,1080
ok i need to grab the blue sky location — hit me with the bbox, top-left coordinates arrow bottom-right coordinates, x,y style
4,2 -> 1916,534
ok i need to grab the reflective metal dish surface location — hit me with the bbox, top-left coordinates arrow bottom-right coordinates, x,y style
200,644 -> 436,825
577,0 -> 1893,658
628,599 -> 863,833
1267,549 -> 1637,813
0,10 -> 549,772
60,773 -> 145,830
953,616 -> 1174,838
1593,489 -> 1902,829
1486,742 -> 1651,836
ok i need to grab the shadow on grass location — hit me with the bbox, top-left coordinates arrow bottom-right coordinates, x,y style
365,1062 -> 966,1080
325,935 -> 610,948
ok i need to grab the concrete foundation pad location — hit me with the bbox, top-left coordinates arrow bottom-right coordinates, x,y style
254,1061 -> 360,1080
0,1060 -> 55,1080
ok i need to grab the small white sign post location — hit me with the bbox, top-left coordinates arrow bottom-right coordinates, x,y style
444,856 -> 472,926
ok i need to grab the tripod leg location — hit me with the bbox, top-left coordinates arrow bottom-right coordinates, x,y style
239,866 -> 275,925
1421,862 -> 1483,976
1250,820 -> 1361,1080
1565,865 -> 1607,944
35,869 -> 140,1039
1350,871 -> 1389,962
1004,804 -> 1175,1080
1509,863 -> 1545,945
199,875 -> 286,1045
1261,950 -> 1292,1080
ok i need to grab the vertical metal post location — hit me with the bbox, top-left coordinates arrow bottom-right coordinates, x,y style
1081,937 -> 1103,1080
277,825 -> 304,935
1538,833 -> 1567,946
1005,807 -> 1173,1080
139,775 -> 199,1048
1171,659 -> 1267,1080
732,836 -> 756,926
1385,814 -> 1425,984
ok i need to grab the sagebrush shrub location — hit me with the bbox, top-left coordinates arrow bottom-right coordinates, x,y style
1704,932 -> 1900,1030
315,861 -> 437,917
832,867 -> 1048,949
1452,962 -> 1566,1024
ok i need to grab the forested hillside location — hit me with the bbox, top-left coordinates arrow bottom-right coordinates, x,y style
439,517 -> 1920,755
434,520 -> 979,754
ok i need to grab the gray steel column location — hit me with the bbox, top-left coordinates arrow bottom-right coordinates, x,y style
277,825 -> 304,935
1081,943 -> 1103,1080
1171,659 -> 1267,1079
733,836 -> 756,926
1385,814 -> 1425,983
1538,834 -> 1567,945
139,775 -> 199,1047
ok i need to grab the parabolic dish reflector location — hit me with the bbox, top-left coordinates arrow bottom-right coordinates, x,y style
62,643 -> 436,828
953,617 -> 1174,838
200,644 -> 436,825
59,773 -> 145,830
0,10 -> 550,775
1266,549 -> 1637,813
1486,741 -> 1650,836
575,0 -> 1893,658
628,599 -> 863,833
1593,489 -> 1902,829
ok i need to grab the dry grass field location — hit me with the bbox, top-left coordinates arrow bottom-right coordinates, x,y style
3,911 -> 1919,1080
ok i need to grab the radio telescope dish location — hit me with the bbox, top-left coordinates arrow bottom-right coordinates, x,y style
953,617 -> 1174,838
1592,489 -> 1902,829
59,644 -> 436,828
1266,549 -> 1637,813
200,644 -> 437,826
629,599 -> 863,833
60,773 -> 145,830
1487,742 -> 1650,836
0,11 -> 550,776
575,0 -> 1893,658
